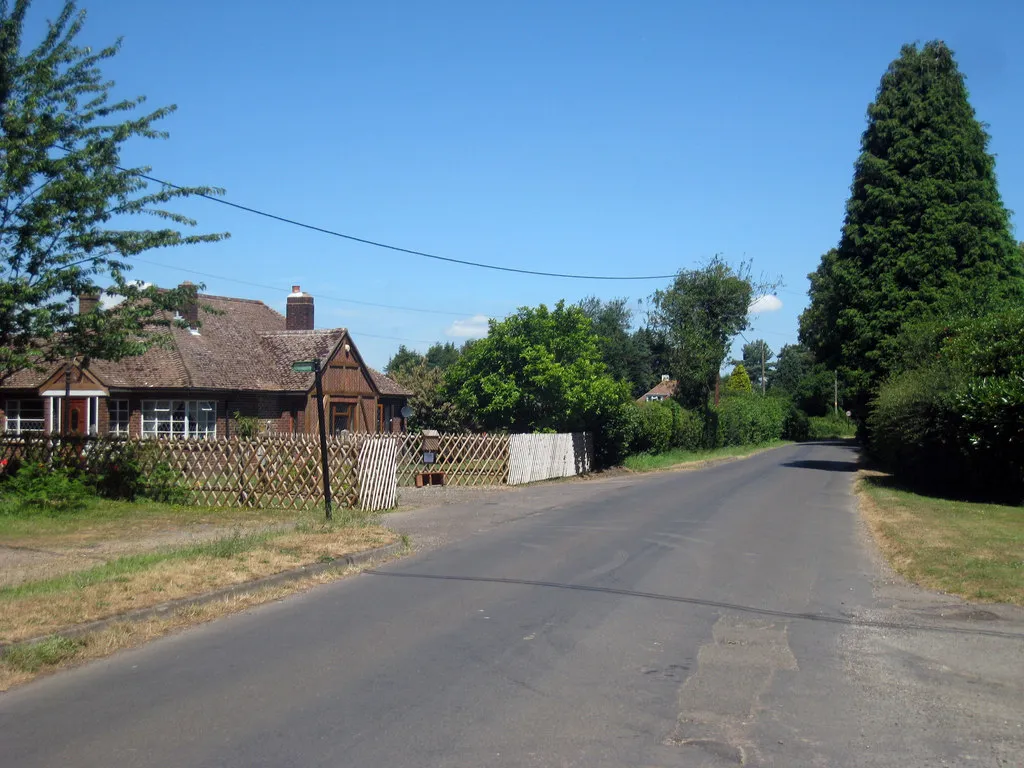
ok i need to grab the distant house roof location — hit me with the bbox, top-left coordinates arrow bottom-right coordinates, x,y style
2,293 -> 411,397
637,378 -> 676,402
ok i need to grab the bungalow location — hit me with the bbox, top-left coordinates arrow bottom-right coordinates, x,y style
637,374 -> 676,403
0,285 -> 412,439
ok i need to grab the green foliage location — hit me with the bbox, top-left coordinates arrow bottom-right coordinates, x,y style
424,342 -> 461,371
385,345 -> 425,377
231,411 -> 265,439
392,360 -> 465,433
768,344 -> 839,417
445,301 -> 631,434
0,462 -> 91,514
868,307 -> 1024,500
0,1 -> 228,383
651,257 -> 772,411
808,413 -> 857,440
725,363 -> 753,394
713,395 -> 787,447
741,339 -> 773,392
799,42 -> 1024,415
782,406 -> 810,442
593,401 -> 640,468
631,403 -> 673,455
578,296 -> 667,399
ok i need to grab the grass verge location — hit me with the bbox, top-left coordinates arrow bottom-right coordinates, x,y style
0,522 -> 397,647
859,473 -> 1024,605
0,564 -> 373,691
624,441 -> 791,472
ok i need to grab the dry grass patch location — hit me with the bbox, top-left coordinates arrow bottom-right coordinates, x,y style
0,524 -> 397,644
859,472 -> 1024,605
0,565 -> 366,691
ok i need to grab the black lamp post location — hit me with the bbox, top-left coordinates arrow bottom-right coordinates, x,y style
292,359 -> 332,520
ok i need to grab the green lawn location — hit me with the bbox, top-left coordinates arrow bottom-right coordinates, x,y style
624,441 -> 791,472
860,475 -> 1024,605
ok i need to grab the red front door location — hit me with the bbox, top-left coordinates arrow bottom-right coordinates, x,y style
64,398 -> 88,435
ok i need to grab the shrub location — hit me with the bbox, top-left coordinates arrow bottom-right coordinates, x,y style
0,463 -> 92,515
807,413 -> 857,440
868,306 -> 1024,501
713,394 -> 786,447
593,401 -> 640,468
782,406 -> 810,442
661,400 -> 703,451
632,402 -> 673,455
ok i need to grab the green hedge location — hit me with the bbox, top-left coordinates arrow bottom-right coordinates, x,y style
808,413 -> 857,440
713,394 -> 787,447
868,307 -> 1024,501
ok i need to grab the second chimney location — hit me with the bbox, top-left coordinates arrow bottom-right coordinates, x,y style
286,285 -> 314,330
79,292 -> 100,315
179,281 -> 199,326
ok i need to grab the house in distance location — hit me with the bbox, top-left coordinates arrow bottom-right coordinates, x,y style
0,285 -> 411,439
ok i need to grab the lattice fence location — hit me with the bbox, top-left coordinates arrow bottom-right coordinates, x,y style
395,432 -> 510,487
0,435 -> 388,511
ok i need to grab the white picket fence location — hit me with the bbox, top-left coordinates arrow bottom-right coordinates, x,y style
506,432 -> 593,485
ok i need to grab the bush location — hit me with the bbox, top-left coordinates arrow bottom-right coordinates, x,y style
0,463 -> 92,515
593,401 -> 640,468
807,413 -> 857,440
713,394 -> 787,447
632,402 -> 674,455
662,400 -> 704,451
868,307 -> 1024,501
782,406 -> 810,442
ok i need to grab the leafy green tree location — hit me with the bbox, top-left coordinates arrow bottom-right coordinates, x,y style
424,341 -> 460,371
577,296 -> 665,398
741,339 -> 773,392
445,301 -> 630,433
768,343 -> 838,417
391,361 -> 464,433
725,363 -> 753,394
649,257 -> 765,412
799,42 -> 1024,415
385,344 -> 424,377
0,0 -> 227,383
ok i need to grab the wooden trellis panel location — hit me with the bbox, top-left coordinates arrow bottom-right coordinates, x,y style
358,435 -> 398,511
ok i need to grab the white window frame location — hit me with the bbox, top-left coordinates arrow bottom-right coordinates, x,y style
109,399 -> 131,436
3,399 -> 46,434
141,400 -> 217,440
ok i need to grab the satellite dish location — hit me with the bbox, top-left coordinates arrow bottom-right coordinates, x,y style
400,406 -> 413,419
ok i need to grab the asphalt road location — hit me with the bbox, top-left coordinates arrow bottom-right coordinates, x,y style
3,442 -> 1023,767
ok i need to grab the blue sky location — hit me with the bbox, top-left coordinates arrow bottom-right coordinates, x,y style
31,0 -> 1024,369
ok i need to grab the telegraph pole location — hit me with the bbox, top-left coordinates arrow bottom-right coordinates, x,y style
834,370 -> 839,416
761,341 -> 766,396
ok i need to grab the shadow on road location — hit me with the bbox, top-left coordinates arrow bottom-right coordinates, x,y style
783,459 -> 859,473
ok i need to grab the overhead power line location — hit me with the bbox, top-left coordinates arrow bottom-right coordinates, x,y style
85,148 -> 678,280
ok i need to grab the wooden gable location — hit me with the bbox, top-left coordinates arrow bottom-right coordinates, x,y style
320,331 -> 379,397
36,364 -> 109,397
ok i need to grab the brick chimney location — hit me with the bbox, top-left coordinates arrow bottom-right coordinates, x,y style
179,281 -> 199,326
286,285 -> 314,331
78,292 -> 100,314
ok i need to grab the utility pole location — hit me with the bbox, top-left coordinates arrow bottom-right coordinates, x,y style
761,341 -> 766,396
834,370 -> 839,416
291,359 -> 332,520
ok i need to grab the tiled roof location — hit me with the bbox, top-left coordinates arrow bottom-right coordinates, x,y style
1,293 -> 410,397
637,379 -> 676,401
369,368 -> 413,397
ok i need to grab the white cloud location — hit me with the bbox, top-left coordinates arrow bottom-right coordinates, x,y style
748,294 -> 783,314
446,314 -> 490,339
99,281 -> 151,310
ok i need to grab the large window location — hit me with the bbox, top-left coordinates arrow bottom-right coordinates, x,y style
3,399 -> 45,434
142,400 -> 217,439
109,400 -> 130,436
